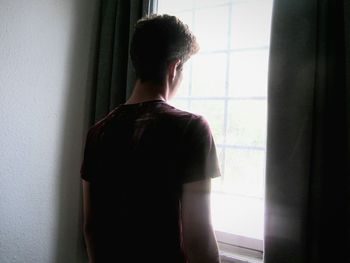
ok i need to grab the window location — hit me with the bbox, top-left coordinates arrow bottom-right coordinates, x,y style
157,0 -> 273,259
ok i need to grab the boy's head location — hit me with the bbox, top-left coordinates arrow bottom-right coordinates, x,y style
130,14 -> 199,87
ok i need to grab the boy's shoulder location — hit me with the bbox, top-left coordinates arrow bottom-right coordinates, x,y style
86,102 -> 210,138
160,104 -> 212,137
158,103 -> 211,130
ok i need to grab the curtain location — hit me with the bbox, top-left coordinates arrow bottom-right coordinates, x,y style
264,0 -> 350,262
89,0 -> 156,125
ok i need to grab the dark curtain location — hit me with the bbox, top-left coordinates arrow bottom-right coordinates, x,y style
90,0 -> 156,125
265,0 -> 350,262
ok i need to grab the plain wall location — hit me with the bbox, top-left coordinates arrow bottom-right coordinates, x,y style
0,0 -> 99,262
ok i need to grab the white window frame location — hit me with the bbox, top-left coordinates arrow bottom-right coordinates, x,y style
154,0 -> 271,261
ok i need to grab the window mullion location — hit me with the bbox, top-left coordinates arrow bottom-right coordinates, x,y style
187,8 -> 196,110
221,2 -> 234,190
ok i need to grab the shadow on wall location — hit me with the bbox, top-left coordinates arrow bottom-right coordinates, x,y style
54,0 -> 99,262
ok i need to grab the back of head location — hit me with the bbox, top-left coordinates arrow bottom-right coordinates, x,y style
130,14 -> 199,86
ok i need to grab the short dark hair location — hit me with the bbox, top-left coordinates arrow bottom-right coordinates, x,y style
130,14 -> 199,86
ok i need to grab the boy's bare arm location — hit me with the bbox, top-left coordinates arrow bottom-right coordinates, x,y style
82,180 -> 95,263
181,179 -> 221,263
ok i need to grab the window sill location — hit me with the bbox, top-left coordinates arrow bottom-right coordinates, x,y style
218,242 -> 263,263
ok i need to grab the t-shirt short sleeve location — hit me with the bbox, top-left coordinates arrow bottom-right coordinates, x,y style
180,115 -> 221,184
80,126 -> 100,182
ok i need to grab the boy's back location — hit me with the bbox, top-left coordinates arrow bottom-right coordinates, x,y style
80,100 -> 220,262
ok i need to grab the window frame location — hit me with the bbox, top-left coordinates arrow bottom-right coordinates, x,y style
155,0 -> 271,257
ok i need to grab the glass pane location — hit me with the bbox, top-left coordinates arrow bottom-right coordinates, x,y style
157,0 -> 270,245
190,100 -> 225,144
169,99 -> 189,111
157,0 -> 194,13
226,100 -> 267,147
194,6 -> 229,51
173,11 -> 193,29
223,148 -> 265,198
175,61 -> 191,97
195,0 -> 232,9
191,53 -> 227,97
211,177 -> 222,192
229,50 -> 269,97
231,0 -> 273,48
211,146 -> 225,192
211,193 -> 264,239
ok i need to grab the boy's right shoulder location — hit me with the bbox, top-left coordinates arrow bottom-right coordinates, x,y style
161,103 -> 203,123
160,104 -> 211,134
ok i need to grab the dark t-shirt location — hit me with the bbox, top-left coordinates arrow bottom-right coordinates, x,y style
80,100 -> 221,262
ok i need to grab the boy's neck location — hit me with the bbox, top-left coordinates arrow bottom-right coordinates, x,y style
125,80 -> 169,105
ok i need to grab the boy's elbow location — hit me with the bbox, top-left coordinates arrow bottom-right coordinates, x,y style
186,248 -> 221,263
83,222 -> 93,236
184,235 -> 221,263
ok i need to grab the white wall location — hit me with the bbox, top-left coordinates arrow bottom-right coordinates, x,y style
0,0 -> 98,262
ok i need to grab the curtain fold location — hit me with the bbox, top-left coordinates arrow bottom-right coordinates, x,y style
90,0 -> 155,125
265,0 -> 350,262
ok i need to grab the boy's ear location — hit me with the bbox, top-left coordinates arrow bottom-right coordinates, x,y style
168,59 -> 182,81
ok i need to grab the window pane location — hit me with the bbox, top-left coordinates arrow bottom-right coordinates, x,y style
223,148 -> 265,198
158,0 -> 194,13
229,50 -> 269,97
194,6 -> 229,51
173,11 -> 193,29
231,0 -> 273,48
195,0 -> 232,9
169,99 -> 189,111
211,193 -> 264,239
226,100 -> 267,147
191,54 -> 227,97
176,61 -> 191,97
211,146 -> 225,191
190,100 -> 225,144
157,0 -> 272,250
